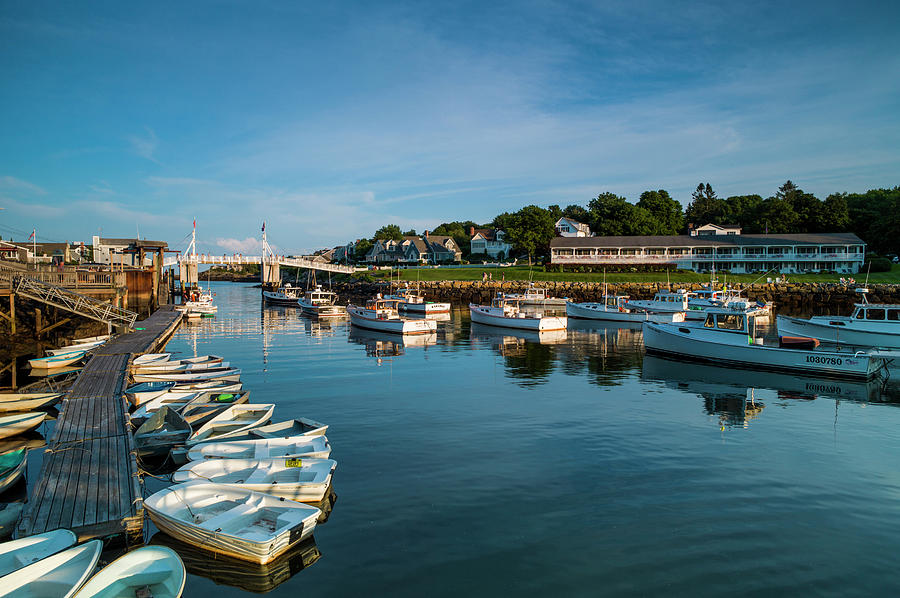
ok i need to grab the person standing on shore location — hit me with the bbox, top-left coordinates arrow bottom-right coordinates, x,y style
482,271 -> 487,282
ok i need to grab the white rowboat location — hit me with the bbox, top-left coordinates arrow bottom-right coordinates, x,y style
0,528 -> 77,578
187,435 -> 331,461
0,393 -> 63,413
73,545 -> 186,598
144,483 -> 320,564
131,369 -> 241,384
172,458 -> 337,502
0,412 -> 46,440
0,539 -> 102,598
186,404 -> 275,446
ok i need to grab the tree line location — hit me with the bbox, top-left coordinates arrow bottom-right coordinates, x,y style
353,182 -> 899,262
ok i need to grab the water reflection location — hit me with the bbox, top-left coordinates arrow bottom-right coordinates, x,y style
150,532 -> 321,594
641,353 -> 897,405
469,323 -> 564,386
558,321 -> 645,387
348,328 -> 437,360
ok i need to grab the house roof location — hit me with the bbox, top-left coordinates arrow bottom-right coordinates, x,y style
696,223 -> 741,230
403,236 -> 429,254
426,235 -> 457,251
556,217 -> 591,232
471,228 -> 496,241
550,232 -> 865,249
98,238 -> 167,248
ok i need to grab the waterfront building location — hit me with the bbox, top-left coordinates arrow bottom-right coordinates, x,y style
91,236 -> 168,267
554,217 -> 593,237
469,227 -> 512,259
550,230 -> 866,274
365,232 -> 462,264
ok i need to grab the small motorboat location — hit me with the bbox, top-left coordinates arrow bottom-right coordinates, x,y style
132,353 -> 172,366
0,504 -> 23,539
0,528 -> 76,578
186,404 -> 275,446
262,284 -> 302,306
130,385 -> 245,421
28,351 -> 87,370
134,407 -> 192,459
124,381 -> 177,406
131,368 -> 241,384
470,294 -> 567,331
0,449 -> 26,494
347,297 -> 437,335
0,539 -> 102,598
180,391 -> 252,427
624,289 -> 690,314
0,413 -> 46,441
172,458 -> 337,502
144,483 -> 320,564
384,286 -> 451,314
297,286 -> 346,317
72,545 -> 186,598
0,393 -> 63,413
566,295 -> 684,323
187,435 -> 332,461
503,283 -> 568,307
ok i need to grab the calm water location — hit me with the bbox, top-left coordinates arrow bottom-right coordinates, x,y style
21,281 -> 900,596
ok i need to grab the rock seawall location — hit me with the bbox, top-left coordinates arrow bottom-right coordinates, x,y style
328,281 -> 900,315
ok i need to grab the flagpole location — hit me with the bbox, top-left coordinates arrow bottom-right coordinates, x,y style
32,228 -> 36,264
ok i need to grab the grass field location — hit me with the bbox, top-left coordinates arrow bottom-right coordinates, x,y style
355,264 -> 900,284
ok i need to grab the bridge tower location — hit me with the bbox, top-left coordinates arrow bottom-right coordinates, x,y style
179,220 -> 199,290
260,222 -> 280,290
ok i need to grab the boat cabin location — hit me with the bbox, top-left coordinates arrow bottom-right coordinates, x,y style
602,295 -> 629,309
700,303 -> 763,335
305,286 -> 338,306
365,298 -> 404,314
852,305 -> 900,321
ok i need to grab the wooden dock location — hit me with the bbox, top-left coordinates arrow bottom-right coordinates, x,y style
19,306 -> 182,540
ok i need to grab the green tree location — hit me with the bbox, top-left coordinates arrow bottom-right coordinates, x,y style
686,183 -> 726,227
495,205 -> 556,263
637,189 -> 684,235
547,204 -> 563,221
750,197 -> 799,234
562,204 -> 590,224
722,194 -> 763,228
587,192 -> 657,236
776,180 -> 822,232
402,229 -> 417,237
373,224 -> 403,242
353,238 -> 373,261
431,221 -> 478,256
821,193 -> 850,231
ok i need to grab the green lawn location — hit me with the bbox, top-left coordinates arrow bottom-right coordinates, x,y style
355,264 -> 900,284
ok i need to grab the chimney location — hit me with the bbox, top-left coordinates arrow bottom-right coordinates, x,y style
424,230 -> 429,238
469,226 -> 475,236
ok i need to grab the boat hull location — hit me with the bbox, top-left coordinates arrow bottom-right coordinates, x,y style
469,305 -> 567,331
347,306 -> 437,335
298,301 -> 347,317
399,301 -> 451,314
642,322 -> 885,380
262,291 -> 300,305
566,302 -> 680,323
777,315 -> 900,349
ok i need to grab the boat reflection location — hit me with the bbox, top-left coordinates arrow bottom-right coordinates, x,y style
348,327 -> 438,359
642,353 -> 898,406
469,322 -> 567,349
149,532 -> 321,593
556,321 -> 645,387
469,323 -> 565,386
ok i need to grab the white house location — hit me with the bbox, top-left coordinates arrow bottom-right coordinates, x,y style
469,227 -> 512,259
690,223 -> 742,236
550,230 -> 866,274
554,217 -> 592,237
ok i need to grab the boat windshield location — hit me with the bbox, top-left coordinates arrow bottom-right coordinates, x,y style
717,314 -> 745,330
890,309 -> 900,321
866,308 -> 886,320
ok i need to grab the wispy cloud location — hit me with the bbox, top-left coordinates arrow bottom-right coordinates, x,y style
128,127 -> 160,163
0,176 -> 47,196
215,237 -> 266,254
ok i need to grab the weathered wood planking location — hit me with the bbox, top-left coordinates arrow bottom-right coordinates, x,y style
20,307 -> 182,539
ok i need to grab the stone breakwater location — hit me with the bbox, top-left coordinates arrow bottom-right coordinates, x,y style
331,281 -> 900,315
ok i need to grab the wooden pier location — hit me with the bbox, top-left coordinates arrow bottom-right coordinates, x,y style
19,306 -> 182,540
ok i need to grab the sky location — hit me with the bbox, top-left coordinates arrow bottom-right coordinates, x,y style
1,0 -> 898,256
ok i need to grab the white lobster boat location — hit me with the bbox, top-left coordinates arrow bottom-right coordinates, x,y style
262,284 -> 302,306
642,303 -> 889,380
504,283 -> 568,307
384,287 -> 451,314
777,288 -> 900,349
187,435 -> 332,461
172,458 -> 337,502
297,286 -> 346,317
347,298 -> 437,335
144,483 -> 321,564
624,289 -> 690,314
469,294 -> 566,331
567,295 -> 685,323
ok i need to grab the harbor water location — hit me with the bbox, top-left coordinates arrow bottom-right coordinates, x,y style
21,281 -> 900,595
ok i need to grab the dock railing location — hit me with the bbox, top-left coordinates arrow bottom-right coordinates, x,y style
14,275 -> 138,329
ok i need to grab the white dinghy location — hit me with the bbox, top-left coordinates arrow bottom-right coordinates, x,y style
0,538 -> 102,598
132,353 -> 172,366
224,418 -> 329,442
132,368 -> 241,384
0,392 -> 63,413
131,385 -> 245,421
172,458 -> 337,502
186,404 -> 275,446
144,483 -> 321,564
187,435 -> 332,461
73,545 -> 186,598
44,338 -> 107,356
0,528 -> 77,578
0,412 -> 46,440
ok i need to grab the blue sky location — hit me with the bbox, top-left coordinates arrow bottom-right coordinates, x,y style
1,1 -> 898,255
